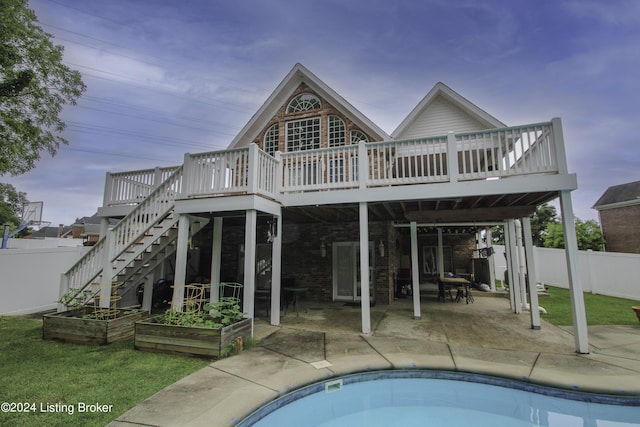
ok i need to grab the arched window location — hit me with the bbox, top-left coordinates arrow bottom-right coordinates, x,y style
264,124 -> 279,155
328,115 -> 346,147
350,130 -> 369,144
287,93 -> 321,113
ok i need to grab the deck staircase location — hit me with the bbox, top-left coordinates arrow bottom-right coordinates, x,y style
59,165 -> 208,309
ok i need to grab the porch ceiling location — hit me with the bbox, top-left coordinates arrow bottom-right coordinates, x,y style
282,190 -> 558,224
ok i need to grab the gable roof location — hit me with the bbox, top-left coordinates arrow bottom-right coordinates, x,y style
593,180 -> 640,210
391,82 -> 506,139
227,63 -> 391,149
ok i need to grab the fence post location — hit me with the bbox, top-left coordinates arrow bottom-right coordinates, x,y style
447,131 -> 459,183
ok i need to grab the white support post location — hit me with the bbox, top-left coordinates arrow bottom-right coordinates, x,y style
486,227 -> 497,291
522,217 -> 541,330
515,219 -> 528,308
506,219 -> 522,314
358,141 -> 369,190
447,131 -> 459,183
141,275 -> 154,312
559,190 -> 589,353
171,214 -> 191,311
410,221 -> 421,320
243,209 -> 257,320
153,166 -> 163,189
58,273 -> 69,312
181,153 -> 193,198
437,228 -> 444,279
503,221 -> 514,308
270,213 -> 282,326
103,172 -> 113,207
551,117 -> 568,175
247,143 -> 259,194
209,217 -> 223,304
274,151 -> 283,197
99,217 -> 110,239
359,202 -> 372,334
99,229 -> 114,309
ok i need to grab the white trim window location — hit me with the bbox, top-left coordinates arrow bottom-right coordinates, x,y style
350,130 -> 369,144
286,117 -> 321,151
264,124 -> 279,155
328,115 -> 346,147
287,93 -> 321,113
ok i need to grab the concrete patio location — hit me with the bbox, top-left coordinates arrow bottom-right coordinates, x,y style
109,293 -> 640,427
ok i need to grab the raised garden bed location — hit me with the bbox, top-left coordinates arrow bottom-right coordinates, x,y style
134,316 -> 252,358
42,307 -> 149,345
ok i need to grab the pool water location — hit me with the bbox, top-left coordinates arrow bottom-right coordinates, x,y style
239,371 -> 640,427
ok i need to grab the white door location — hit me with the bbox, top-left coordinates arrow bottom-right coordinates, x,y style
332,242 -> 373,302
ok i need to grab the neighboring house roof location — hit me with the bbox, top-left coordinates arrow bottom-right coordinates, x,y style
81,223 -> 101,236
391,82 -> 506,139
72,214 -> 118,227
593,180 -> 640,210
27,226 -> 72,238
227,63 -> 391,149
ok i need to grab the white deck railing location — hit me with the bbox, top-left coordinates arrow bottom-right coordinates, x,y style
456,122 -> 557,180
103,166 -> 179,207
102,119 -> 564,207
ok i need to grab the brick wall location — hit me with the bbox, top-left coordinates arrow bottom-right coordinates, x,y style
599,204 -> 640,253
190,218 -> 477,304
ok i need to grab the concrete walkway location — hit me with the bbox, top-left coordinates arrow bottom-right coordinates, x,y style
109,295 -> 640,427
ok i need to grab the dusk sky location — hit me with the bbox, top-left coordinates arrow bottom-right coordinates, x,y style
5,0 -> 639,227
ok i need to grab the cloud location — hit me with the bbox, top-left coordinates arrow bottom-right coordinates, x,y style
562,0 -> 640,25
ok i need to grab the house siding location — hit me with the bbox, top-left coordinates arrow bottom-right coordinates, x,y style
395,95 -> 491,139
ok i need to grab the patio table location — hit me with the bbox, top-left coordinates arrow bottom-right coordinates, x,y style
437,277 -> 472,303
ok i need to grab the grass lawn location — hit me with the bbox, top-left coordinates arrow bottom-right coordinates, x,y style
538,286 -> 640,326
0,316 -> 209,427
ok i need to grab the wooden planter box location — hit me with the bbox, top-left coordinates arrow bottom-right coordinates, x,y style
43,307 -> 150,345
134,316 -> 253,358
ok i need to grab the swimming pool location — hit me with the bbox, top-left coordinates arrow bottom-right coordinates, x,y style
238,371 -> 640,426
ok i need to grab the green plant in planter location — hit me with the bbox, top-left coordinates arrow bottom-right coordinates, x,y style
59,287 -> 95,310
160,298 -> 245,329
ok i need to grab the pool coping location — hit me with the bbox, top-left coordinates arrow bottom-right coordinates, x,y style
236,369 -> 640,426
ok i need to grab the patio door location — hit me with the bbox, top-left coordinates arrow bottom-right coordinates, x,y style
332,242 -> 374,302
423,245 -> 453,276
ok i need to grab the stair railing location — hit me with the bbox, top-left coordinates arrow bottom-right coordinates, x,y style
61,166 -> 184,302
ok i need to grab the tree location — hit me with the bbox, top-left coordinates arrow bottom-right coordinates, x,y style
543,218 -> 606,251
491,203 -> 558,246
529,203 -> 558,247
0,182 -> 28,229
0,0 -> 86,176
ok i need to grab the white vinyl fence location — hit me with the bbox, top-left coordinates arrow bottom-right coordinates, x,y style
0,245 -> 85,315
493,245 -> 640,301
